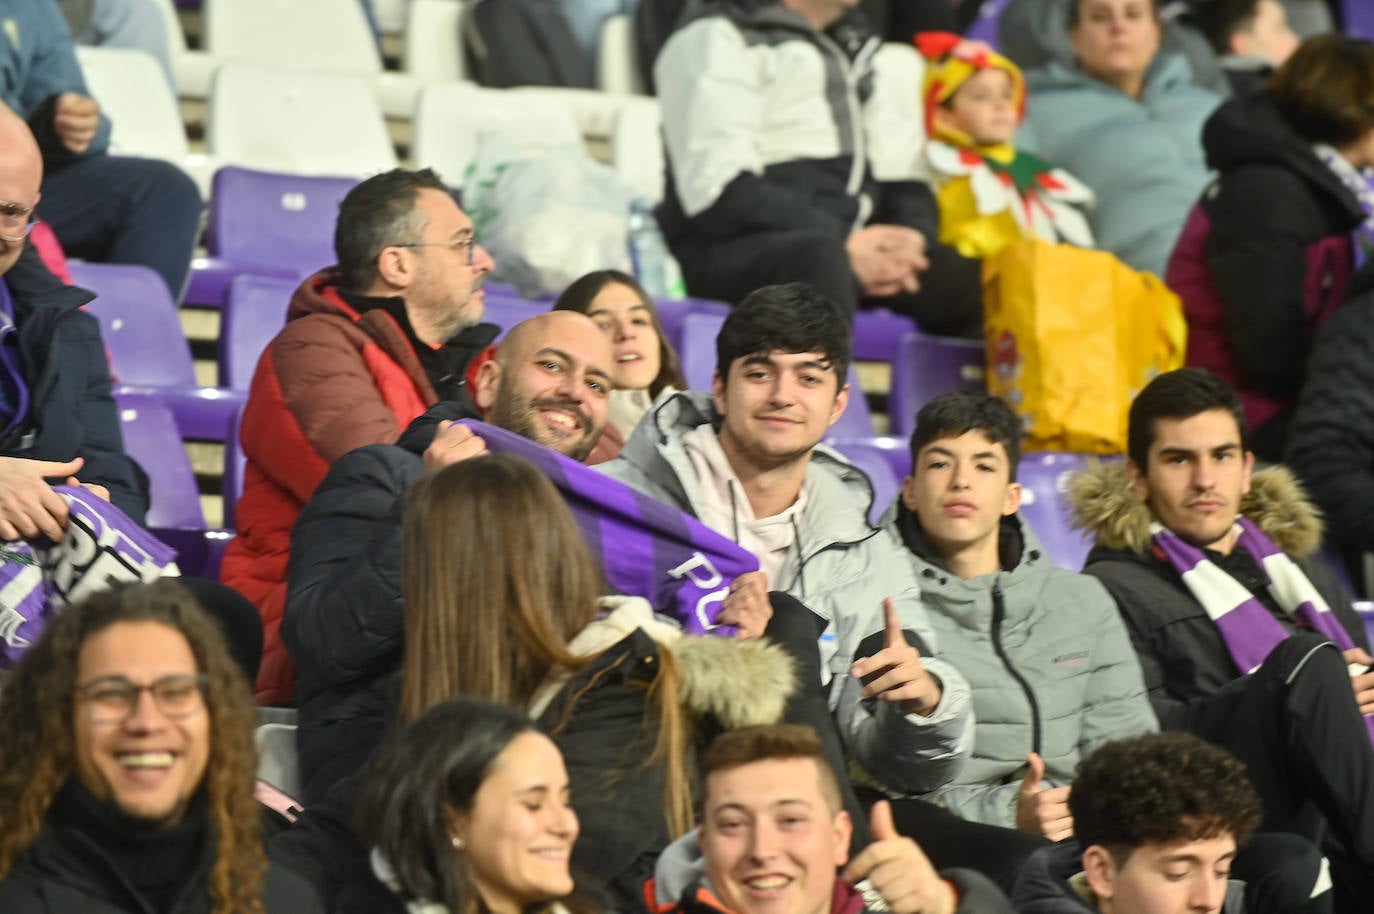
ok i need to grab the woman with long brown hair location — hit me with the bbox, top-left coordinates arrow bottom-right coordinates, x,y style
553,271 -> 687,461
397,452 -> 794,909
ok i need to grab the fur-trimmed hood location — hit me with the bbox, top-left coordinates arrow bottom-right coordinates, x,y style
1066,461 -> 1324,557
530,597 -> 795,728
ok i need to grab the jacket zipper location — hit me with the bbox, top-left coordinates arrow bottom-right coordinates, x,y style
991,581 -> 1042,755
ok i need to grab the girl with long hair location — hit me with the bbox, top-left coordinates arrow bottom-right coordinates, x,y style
398,453 -> 794,908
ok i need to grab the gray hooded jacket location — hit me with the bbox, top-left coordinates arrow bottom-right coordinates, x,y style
599,391 -> 974,795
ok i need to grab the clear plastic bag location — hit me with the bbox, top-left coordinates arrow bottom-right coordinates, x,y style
464,136 -> 636,297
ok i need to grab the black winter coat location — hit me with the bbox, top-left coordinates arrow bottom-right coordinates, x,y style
282,400 -> 474,805
1287,263 -> 1374,559
0,244 -> 146,521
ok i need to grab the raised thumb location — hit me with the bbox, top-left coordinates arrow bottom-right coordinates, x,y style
868,799 -> 899,841
1021,752 -> 1045,794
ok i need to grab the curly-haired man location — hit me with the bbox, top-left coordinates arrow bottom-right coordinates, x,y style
0,580 -> 320,913
1011,732 -> 1330,914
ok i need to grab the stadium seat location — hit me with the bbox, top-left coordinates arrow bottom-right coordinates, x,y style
1018,451 -> 1096,571
610,96 -> 663,204
598,14 -> 646,95
852,308 -> 917,364
404,0 -> 467,85
486,295 -> 552,339
223,402 -> 247,530
677,312 -> 875,437
411,82 -> 583,189
825,438 -> 902,525
888,331 -> 986,438
185,167 -> 356,309
206,62 -> 398,178
71,261 -> 245,442
150,0 -> 217,100
255,722 -> 303,799
74,46 -> 214,195
114,392 -> 205,531
1344,0 -> 1373,39
965,0 -> 1013,48
219,273 -> 297,389
203,0 -> 421,117
650,297 -> 731,354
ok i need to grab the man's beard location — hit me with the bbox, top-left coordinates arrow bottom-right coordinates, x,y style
488,389 -> 600,462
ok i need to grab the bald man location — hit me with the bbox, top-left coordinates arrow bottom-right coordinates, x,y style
281,310 -> 615,803
0,100 -> 146,534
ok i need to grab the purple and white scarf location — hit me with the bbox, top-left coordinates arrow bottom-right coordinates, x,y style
1313,142 -> 1374,270
458,420 -> 758,635
0,486 -> 179,666
1152,515 -> 1374,743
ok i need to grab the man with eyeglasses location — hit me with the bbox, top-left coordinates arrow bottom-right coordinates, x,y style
0,95 -> 145,534
0,579 -> 322,912
0,0 -> 200,301
221,167 -> 497,706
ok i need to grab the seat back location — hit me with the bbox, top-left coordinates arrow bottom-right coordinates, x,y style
678,312 -> 874,436
404,0 -> 467,83
205,167 -> 356,278
113,392 -> 205,530
1017,452 -> 1095,571
69,262 -> 198,388
889,331 -> 986,437
825,439 -> 901,525
411,83 -> 583,189
223,402 -> 247,530
220,273 -> 297,388
609,96 -> 663,204
597,14 -> 645,94
964,0 -> 1013,48
254,722 -> 303,799
1344,0 -> 1374,39
76,46 -> 189,161
204,0 -> 382,75
207,63 -> 397,177
485,295 -> 551,341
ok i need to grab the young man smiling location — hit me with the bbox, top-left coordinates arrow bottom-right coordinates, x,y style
601,283 -> 974,805
1071,367 -> 1374,906
646,724 -> 1012,914
885,392 -> 1155,888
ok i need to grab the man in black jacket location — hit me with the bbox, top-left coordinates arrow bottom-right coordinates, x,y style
1070,367 -> 1374,907
0,99 -> 145,537
653,0 -> 982,336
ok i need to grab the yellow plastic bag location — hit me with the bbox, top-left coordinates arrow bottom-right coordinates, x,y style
983,239 -> 1187,454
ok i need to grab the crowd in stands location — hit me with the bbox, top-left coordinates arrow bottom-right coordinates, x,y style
2,1 -> 1374,913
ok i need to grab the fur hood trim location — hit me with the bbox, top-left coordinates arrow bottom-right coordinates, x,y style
1066,461 -> 1324,557
529,596 -> 795,726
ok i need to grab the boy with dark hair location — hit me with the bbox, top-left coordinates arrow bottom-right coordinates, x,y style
1072,366 -> 1374,905
647,724 -> 1013,914
602,281 -> 975,812
884,391 -> 1155,887
1013,732 -> 1328,914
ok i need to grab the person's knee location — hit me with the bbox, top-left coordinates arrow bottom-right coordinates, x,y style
1236,832 -> 1333,914
107,157 -> 202,214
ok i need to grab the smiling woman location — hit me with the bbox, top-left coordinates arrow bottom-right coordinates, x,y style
553,271 -> 687,460
362,698 -> 595,914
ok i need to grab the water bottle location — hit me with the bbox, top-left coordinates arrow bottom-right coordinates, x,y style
626,199 -> 687,299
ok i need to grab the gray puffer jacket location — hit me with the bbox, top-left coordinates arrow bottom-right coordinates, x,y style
886,505 -> 1156,828
598,391 -> 974,795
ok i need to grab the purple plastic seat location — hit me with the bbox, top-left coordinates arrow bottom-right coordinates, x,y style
852,307 -> 917,364
485,295 -> 552,341
71,261 -> 245,441
223,402 -> 247,530
889,331 -> 986,438
1346,0 -> 1374,39
964,0 -> 1012,47
219,273 -> 297,388
652,296 -> 730,354
677,312 -> 876,437
1017,451 -> 1096,571
184,166 -> 359,308
1356,601 -> 1374,648
825,438 -> 903,524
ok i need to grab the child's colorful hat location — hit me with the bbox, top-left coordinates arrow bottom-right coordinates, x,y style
916,31 -> 1027,142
